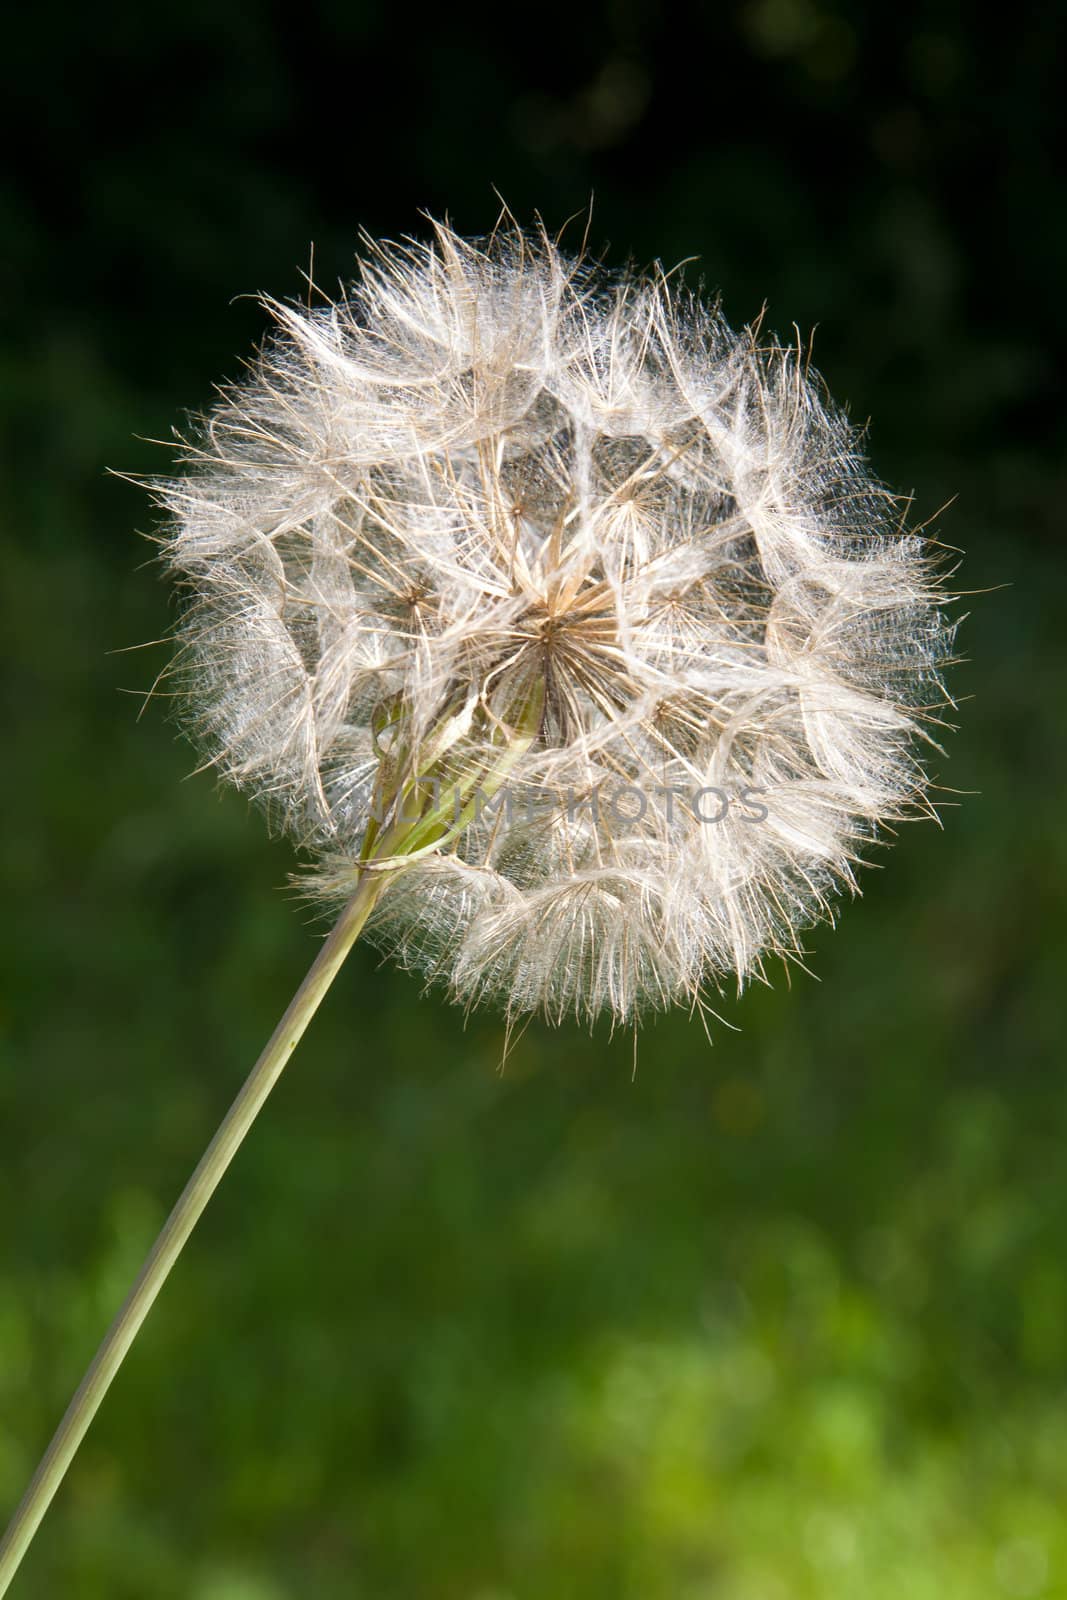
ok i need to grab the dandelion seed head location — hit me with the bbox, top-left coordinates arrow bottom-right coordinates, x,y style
158,216 -> 955,1026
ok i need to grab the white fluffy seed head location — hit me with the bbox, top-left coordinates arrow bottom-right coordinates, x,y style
157,217 -> 955,1027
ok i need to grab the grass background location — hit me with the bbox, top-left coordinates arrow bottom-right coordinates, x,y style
2,2 -> 1066,1595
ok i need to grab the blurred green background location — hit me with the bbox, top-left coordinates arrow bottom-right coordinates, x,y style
2,2 -> 1065,1596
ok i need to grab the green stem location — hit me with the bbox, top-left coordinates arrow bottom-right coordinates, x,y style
0,870 -> 386,1595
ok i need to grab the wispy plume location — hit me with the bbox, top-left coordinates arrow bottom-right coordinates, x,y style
159,216 -> 955,1026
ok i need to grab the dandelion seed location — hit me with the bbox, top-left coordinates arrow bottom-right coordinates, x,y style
161,216 -> 955,1025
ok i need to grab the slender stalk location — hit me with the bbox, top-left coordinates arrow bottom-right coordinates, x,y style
0,871 -> 385,1596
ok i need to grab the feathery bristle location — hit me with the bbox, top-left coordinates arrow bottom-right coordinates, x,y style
157,217 -> 955,1026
